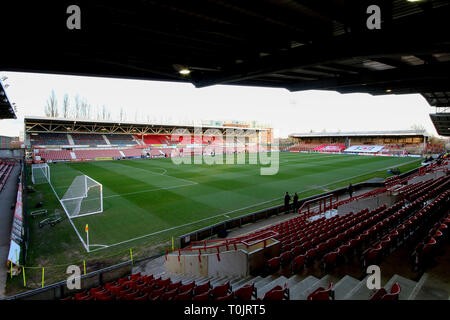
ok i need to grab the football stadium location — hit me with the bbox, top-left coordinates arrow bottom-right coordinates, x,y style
0,0 -> 450,310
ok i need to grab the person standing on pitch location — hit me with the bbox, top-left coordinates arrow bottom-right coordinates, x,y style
348,183 -> 354,199
293,192 -> 299,213
284,192 -> 291,213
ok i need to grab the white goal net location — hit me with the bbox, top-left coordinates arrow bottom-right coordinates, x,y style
60,175 -> 103,218
31,163 -> 50,184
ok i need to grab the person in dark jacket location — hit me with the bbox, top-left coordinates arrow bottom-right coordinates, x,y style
348,183 -> 354,198
293,192 -> 299,213
284,192 -> 291,213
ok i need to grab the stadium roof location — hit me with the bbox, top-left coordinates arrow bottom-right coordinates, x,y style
429,113 -> 450,137
1,1 -> 449,95
289,130 -> 428,138
2,1 -> 450,135
0,80 -> 16,119
24,116 -> 268,134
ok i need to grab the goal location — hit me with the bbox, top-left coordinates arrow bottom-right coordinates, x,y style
31,163 -> 50,185
60,175 -> 103,218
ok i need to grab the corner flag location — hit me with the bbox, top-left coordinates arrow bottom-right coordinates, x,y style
85,224 -> 88,233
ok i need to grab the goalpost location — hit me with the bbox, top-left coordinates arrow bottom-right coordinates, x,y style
60,175 -> 103,218
31,163 -> 103,219
31,163 -> 50,185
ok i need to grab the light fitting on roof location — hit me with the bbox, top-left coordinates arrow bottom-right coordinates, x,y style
173,64 -> 191,76
179,68 -> 191,75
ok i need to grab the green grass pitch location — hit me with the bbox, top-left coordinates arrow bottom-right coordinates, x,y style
25,152 -> 422,266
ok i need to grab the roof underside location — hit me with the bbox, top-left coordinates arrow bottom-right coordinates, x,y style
290,130 -> 427,138
0,81 -> 15,119
429,113 -> 450,137
24,117 -> 265,135
1,1 -> 450,132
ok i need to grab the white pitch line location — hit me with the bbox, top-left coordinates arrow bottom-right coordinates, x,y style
103,182 -> 198,199
113,162 -> 197,185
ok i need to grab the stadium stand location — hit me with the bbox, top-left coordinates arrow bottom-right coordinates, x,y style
74,149 -> 122,159
29,133 -> 69,146
313,145 -> 346,153
36,150 -> 72,161
289,143 -> 322,152
135,135 -> 171,145
121,149 -> 143,157
71,134 -> 107,146
0,161 -> 14,192
105,134 -> 137,145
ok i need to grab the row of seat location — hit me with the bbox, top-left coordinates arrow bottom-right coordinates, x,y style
71,134 -> 107,145
359,177 -> 449,270
265,204 -> 393,275
30,133 -> 69,146
410,191 -> 450,272
62,272 -> 265,301
105,134 -> 137,145
0,162 -> 14,192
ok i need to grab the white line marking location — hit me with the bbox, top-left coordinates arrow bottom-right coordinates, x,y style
104,182 -> 197,199
112,161 -> 197,185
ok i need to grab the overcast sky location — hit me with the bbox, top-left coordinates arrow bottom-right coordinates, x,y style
0,71 -> 439,139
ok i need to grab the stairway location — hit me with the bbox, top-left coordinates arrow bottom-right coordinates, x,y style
102,135 -> 111,145
67,134 -> 75,145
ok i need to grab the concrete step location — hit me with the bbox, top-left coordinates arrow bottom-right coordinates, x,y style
334,275 -> 360,300
297,275 -> 333,300
257,276 -> 289,299
343,276 -> 375,300
254,275 -> 278,290
232,276 -> 254,289
289,276 -> 320,300
237,276 -> 263,290
383,274 -> 417,301
408,273 -> 449,300
211,276 -> 229,287
286,275 -> 305,289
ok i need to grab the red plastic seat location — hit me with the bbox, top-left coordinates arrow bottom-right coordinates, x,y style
134,293 -> 149,301
123,291 -> 139,301
266,256 -> 281,273
96,292 -> 115,301
305,248 -> 317,265
321,252 -> 338,271
192,290 -> 211,301
167,281 -> 182,291
157,278 -> 171,289
370,283 -> 401,300
292,254 -> 306,273
178,281 -> 195,294
215,293 -> 233,301
307,282 -> 334,300
74,291 -> 89,300
291,245 -> 303,257
89,285 -> 103,296
280,251 -> 293,267
149,287 -> 165,299
130,272 -> 141,281
234,284 -> 256,300
262,284 -> 288,301
173,288 -> 193,301
194,281 -> 211,296
160,288 -> 178,301
122,280 -> 137,290
211,281 -> 231,299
